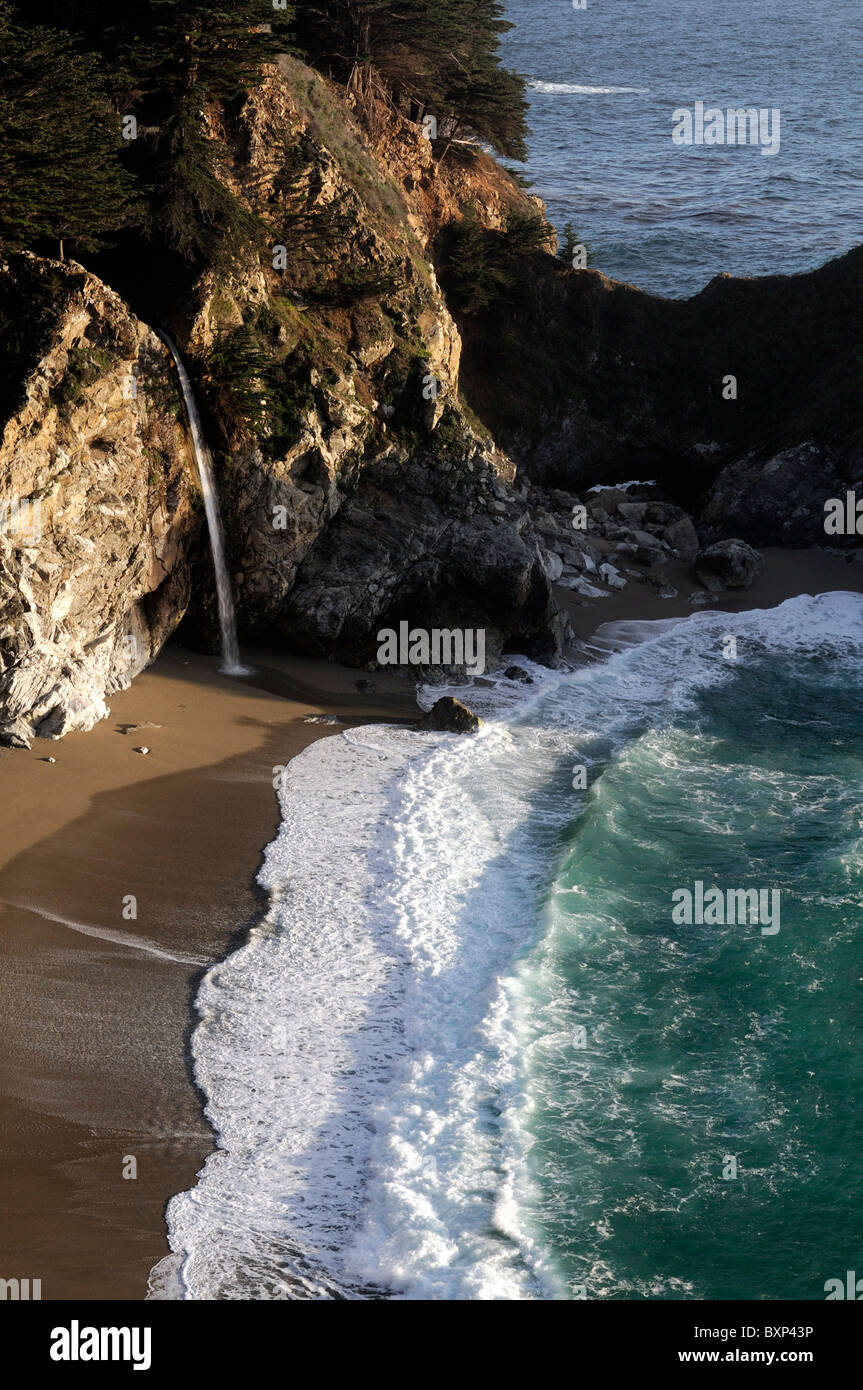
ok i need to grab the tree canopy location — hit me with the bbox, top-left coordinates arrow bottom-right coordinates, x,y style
0,0 -> 527,266
292,0 -> 528,159
0,4 -> 139,258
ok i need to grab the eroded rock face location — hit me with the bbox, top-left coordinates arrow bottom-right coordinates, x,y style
454,244 -> 863,511
170,60 -> 563,668
0,254 -> 198,745
699,442 -> 863,548
278,448 -> 566,669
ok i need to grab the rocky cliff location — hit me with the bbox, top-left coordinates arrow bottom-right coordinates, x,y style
453,241 -> 863,542
0,254 -> 198,746
1,51 -> 860,743
168,58 -> 563,666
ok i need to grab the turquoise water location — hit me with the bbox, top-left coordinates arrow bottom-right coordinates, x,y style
162,597 -> 863,1300
502,0 -> 863,295
513,616 -> 863,1298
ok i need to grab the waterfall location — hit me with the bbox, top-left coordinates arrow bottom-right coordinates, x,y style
157,331 -> 249,676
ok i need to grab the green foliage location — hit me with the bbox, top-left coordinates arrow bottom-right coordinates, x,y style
202,324 -> 318,460
557,221 -> 590,267
3,0 -> 292,266
293,0 -> 528,160
441,202 -> 550,315
10,0 -> 293,107
0,4 -> 141,258
150,93 -> 265,268
51,345 -> 114,407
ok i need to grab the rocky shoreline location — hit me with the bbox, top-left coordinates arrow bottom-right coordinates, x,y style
2,52 -> 861,747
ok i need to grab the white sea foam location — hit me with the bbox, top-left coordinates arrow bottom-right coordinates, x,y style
530,82 -> 650,95
3,900 -> 208,967
155,594 -> 863,1300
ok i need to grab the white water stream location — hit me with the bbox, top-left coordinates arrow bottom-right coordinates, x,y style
158,330 -> 249,676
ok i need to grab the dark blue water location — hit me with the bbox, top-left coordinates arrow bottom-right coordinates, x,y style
502,0 -> 863,296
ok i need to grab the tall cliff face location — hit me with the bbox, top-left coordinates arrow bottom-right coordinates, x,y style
0,255 -> 199,746
171,58 -> 563,666
0,57 -> 565,741
452,241 -> 863,541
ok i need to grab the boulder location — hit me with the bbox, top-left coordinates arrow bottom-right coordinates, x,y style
663,515 -> 699,563
541,548 -> 564,582
617,501 -> 647,526
503,665 -> 533,684
699,442 -> 859,548
599,562 -> 626,590
695,538 -> 765,591
418,697 -> 482,734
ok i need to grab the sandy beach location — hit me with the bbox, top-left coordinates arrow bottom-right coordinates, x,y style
0,644 -> 417,1300
1,545 -> 860,1301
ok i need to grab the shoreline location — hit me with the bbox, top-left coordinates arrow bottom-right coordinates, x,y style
1,548 -> 861,1300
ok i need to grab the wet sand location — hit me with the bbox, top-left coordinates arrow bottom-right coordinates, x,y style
0,644 -> 417,1301
1,546 -> 861,1301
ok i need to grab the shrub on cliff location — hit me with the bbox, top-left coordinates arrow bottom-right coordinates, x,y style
293,0 -> 528,160
441,203 -> 551,315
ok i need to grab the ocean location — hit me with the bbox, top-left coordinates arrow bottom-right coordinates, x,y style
500,0 -> 863,296
148,4 -> 863,1302
153,594 -> 863,1300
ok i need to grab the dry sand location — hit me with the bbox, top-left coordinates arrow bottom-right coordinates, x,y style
0,546 -> 860,1301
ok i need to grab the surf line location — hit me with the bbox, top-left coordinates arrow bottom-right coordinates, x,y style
0,899 -> 209,967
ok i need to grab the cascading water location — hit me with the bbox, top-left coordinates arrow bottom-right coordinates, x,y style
158,331 -> 249,676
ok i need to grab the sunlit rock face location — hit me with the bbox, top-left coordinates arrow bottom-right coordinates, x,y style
0,253 -> 199,746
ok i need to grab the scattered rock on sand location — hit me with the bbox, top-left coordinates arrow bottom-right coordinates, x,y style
663,516 -> 699,564
599,562 -> 626,590
133,746 -> 150,755
695,538 -> 765,591
419,697 -> 482,734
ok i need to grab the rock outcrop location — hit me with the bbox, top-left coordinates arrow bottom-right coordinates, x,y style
419,697 -> 482,734
699,442 -> 863,549
170,58 -> 563,668
452,242 -> 863,534
0,254 -> 198,745
695,539 -> 765,591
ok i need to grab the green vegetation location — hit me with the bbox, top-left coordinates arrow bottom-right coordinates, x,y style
2,0 -> 293,265
201,323 -> 321,461
0,1 -> 528,271
441,203 -> 551,315
0,4 -> 140,259
292,1 -> 529,160
51,345 -> 114,407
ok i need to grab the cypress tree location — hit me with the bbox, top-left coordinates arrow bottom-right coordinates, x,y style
0,5 -> 140,259
294,0 -> 528,160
